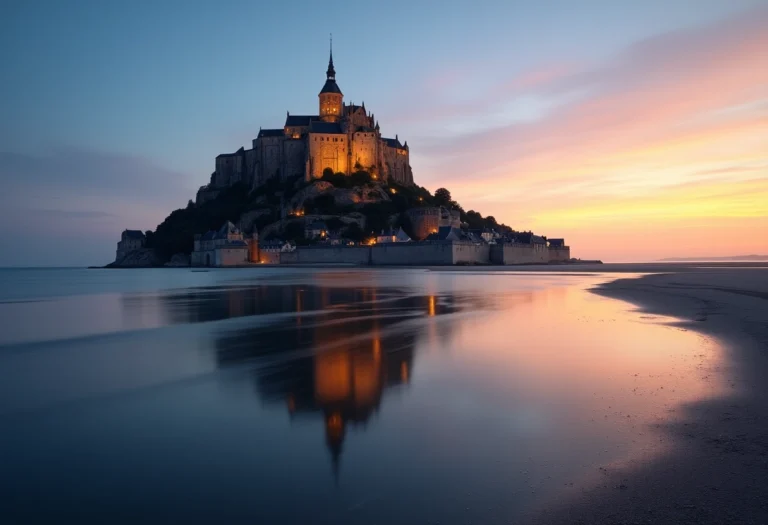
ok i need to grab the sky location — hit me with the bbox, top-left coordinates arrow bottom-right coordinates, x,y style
0,0 -> 766,265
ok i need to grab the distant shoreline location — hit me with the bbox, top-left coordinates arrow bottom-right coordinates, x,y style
88,261 -> 768,271
658,255 -> 768,262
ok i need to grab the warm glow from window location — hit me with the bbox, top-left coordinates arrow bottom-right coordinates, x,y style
428,295 -> 436,317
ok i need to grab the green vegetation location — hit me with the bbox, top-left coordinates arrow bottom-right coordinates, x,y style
463,210 -> 513,233
147,183 -> 252,260
145,169 -> 514,262
320,170 -> 373,189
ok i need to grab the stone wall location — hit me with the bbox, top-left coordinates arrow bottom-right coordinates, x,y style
548,246 -> 571,262
280,241 -> 489,266
257,136 -> 284,183
244,149 -> 257,187
407,207 -> 461,240
407,208 -> 440,240
282,139 -> 306,180
214,150 -> 246,187
309,134 -> 349,178
452,242 -> 490,264
371,242 -> 454,265
260,251 -> 281,264
351,132 -> 378,170
490,243 -> 549,265
382,145 -> 411,185
281,245 -> 370,265
216,247 -> 249,267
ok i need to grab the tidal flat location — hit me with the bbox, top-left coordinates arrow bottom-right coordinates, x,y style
0,266 -> 765,524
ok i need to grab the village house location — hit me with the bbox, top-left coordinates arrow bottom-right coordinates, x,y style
305,220 -> 328,240
376,227 -> 411,244
191,221 -> 258,267
259,239 -> 295,263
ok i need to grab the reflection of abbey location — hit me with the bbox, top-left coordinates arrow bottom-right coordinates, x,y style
196,43 -> 413,204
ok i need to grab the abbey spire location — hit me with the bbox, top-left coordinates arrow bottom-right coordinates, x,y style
326,34 -> 336,80
318,34 -> 343,122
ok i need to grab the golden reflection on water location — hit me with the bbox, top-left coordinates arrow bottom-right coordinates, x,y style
292,276 -> 726,491
0,270 -> 733,523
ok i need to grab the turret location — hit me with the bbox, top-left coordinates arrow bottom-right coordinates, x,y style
319,35 -> 343,123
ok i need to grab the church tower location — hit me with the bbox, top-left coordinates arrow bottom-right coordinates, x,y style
318,37 -> 343,122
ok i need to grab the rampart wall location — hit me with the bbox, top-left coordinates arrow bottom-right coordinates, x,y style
490,243 -> 549,265
280,245 -> 370,265
548,246 -> 571,262
280,241 -> 490,266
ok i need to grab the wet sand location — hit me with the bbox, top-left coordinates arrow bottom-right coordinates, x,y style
530,267 -> 768,524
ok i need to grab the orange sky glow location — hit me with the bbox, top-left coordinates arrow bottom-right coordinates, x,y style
404,7 -> 768,261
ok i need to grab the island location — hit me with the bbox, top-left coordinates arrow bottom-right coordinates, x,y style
109,45 -> 574,268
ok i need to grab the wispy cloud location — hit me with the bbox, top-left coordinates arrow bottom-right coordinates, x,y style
31,209 -> 117,219
0,147 -> 193,265
397,5 -> 768,260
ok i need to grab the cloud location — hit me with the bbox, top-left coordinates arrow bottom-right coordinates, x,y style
0,147 -> 196,265
392,5 -> 768,262
0,147 -> 191,200
31,209 -> 117,219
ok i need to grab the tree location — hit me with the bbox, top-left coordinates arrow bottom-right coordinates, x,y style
326,217 -> 344,232
313,194 -> 336,214
395,212 -> 415,239
283,221 -> 305,242
465,210 -> 484,230
344,222 -> 365,242
434,187 -> 452,207
322,167 -> 335,178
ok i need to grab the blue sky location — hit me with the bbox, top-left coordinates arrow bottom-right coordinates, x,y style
1,0 -> 766,265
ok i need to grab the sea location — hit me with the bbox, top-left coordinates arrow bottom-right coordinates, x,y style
0,267 -> 726,524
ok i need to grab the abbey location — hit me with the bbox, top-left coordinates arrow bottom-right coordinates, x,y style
197,44 -> 414,204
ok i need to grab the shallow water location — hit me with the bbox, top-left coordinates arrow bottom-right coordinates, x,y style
0,268 -> 725,524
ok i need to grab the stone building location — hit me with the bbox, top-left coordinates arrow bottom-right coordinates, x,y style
407,207 -> 462,240
196,42 -> 414,204
191,221 -> 258,267
259,240 -> 294,264
376,227 -> 411,244
305,220 -> 328,240
115,230 -> 146,261
547,238 -> 571,262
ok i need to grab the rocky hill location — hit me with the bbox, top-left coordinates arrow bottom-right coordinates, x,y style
141,169 -> 512,264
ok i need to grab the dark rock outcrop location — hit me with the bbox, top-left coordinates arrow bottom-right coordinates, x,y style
107,248 -> 161,268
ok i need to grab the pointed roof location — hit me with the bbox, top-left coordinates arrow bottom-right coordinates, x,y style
216,221 -> 239,238
285,115 -> 319,127
327,34 -> 336,79
383,137 -> 406,150
320,36 -> 343,95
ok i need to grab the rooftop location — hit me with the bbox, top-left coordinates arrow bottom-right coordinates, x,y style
285,115 -> 319,127
383,137 -> 406,150
122,229 -> 145,239
309,121 -> 343,134
258,128 -> 284,138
